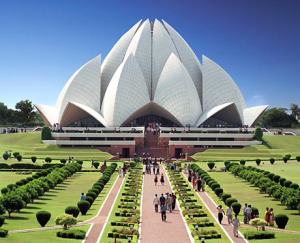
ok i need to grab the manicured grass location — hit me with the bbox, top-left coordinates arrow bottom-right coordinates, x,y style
2,225 -> 90,242
206,171 -> 300,232
239,226 -> 300,243
2,172 -> 118,230
192,135 -> 300,161
0,132 -> 112,160
0,172 -> 36,189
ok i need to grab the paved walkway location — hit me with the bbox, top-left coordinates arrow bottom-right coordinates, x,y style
140,165 -> 192,243
182,172 -> 247,243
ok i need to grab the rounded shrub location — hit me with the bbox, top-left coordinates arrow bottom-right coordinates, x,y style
16,155 -> 22,162
211,183 -> 220,191
269,158 -> 275,165
77,201 -> 90,215
93,162 -> 100,169
2,153 -> 8,160
0,215 -> 5,227
240,160 -> 246,166
207,162 -> 215,170
273,175 -> 280,183
284,180 -> 292,188
231,202 -> 242,215
65,206 -> 80,218
275,214 -> 289,229
290,183 -> 299,189
255,159 -> 261,166
226,197 -> 237,206
45,157 -> 52,163
279,178 -> 286,186
221,193 -> 232,203
13,152 -> 20,158
36,210 -> 51,227
214,187 -> 223,197
31,156 -> 37,163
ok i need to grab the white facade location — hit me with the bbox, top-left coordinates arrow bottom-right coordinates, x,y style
35,19 -> 268,128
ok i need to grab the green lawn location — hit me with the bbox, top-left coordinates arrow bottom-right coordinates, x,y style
0,132 -> 112,161
3,225 -> 90,243
2,172 -> 118,230
206,171 -> 300,232
0,172 -> 36,189
192,135 -> 300,161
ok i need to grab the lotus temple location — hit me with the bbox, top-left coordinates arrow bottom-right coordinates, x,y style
35,19 -> 268,158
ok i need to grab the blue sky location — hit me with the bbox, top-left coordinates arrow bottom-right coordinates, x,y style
0,0 -> 299,110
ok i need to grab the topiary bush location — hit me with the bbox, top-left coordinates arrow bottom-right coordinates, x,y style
36,210 -> 51,227
45,157 -> 52,163
240,160 -> 246,166
275,214 -> 289,229
2,154 -> 8,160
0,215 -> 5,227
57,229 -> 86,239
226,197 -> 237,206
207,162 -> 215,170
93,162 -> 100,169
214,188 -> 223,197
0,229 -> 8,238
77,201 -> 90,215
65,206 -> 80,218
231,202 -> 242,215
16,155 -> 22,162
31,156 -> 37,163
284,180 -> 292,188
255,159 -> 261,166
269,158 -> 275,165
41,126 -> 53,140
221,193 -> 231,203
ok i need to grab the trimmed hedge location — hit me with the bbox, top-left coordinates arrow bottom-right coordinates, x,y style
57,229 -> 86,239
244,231 -> 275,240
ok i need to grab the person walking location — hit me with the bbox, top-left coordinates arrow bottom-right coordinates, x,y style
159,193 -> 166,206
153,194 -> 159,213
243,203 -> 248,224
264,207 -> 270,225
232,214 -> 240,237
161,204 -> 167,221
154,175 -> 158,186
160,174 -> 165,186
217,205 -> 225,224
166,194 -> 173,213
269,208 -> 275,226
226,205 -> 233,224
171,193 -> 177,210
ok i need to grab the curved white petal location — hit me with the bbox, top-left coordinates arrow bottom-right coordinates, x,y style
101,54 -> 150,127
154,53 -> 202,127
152,19 -> 179,98
101,20 -> 142,103
56,55 -> 101,121
196,102 -> 244,127
243,105 -> 268,127
162,19 -> 203,103
34,104 -> 58,126
124,19 -> 152,97
59,102 -> 108,127
202,55 -> 246,123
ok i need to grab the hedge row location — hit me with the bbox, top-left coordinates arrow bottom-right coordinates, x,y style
191,164 -> 244,216
77,163 -> 117,215
0,163 -> 82,218
227,163 -> 300,210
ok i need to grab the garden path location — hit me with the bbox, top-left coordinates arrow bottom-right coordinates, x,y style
182,172 -> 247,243
140,165 -> 192,243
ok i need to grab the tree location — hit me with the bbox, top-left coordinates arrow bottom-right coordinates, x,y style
290,103 -> 300,122
15,100 -> 35,126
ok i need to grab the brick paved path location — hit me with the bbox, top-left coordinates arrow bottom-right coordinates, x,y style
140,165 -> 192,243
182,172 -> 247,243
